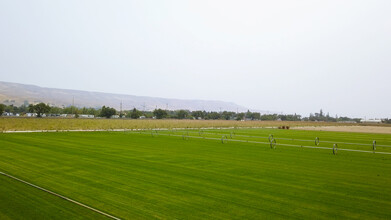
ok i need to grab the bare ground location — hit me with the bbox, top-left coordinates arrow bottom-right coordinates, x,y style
293,126 -> 391,134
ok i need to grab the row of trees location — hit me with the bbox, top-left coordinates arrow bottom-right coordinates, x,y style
0,103 -> 118,119
130,109 -> 301,121
382,119 -> 391,124
0,104 -> 372,122
0,103 -> 28,115
302,109 -> 361,122
1,104 -> 274,120
0,103 -> 100,116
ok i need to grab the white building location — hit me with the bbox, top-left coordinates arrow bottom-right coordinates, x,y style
361,119 -> 382,123
79,114 -> 95,118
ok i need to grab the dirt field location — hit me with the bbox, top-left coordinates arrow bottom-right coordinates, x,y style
293,126 -> 391,134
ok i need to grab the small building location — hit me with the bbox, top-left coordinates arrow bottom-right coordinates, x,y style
2,112 -> 15,116
26,113 -> 37,117
361,119 -> 382,123
60,114 -> 75,118
79,114 -> 95,118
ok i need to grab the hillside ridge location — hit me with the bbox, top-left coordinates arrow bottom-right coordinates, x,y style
0,81 -> 252,112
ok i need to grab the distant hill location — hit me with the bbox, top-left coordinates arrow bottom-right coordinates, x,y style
0,81 -> 251,112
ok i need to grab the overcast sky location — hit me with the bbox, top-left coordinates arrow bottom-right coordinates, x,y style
0,0 -> 390,118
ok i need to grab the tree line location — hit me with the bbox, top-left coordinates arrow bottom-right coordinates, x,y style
1,104 -> 385,123
0,103 -> 116,118
1,103 -> 280,120
302,109 -> 362,123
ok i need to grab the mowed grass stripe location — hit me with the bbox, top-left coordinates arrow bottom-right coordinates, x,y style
1,130 -> 391,219
236,128 -> 391,145
206,128 -> 391,144
0,173 -> 108,220
0,171 -> 121,220
182,129 -> 391,152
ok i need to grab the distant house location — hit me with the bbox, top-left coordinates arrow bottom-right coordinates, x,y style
60,114 -> 75,118
337,121 -> 357,123
111,115 -> 120,119
79,114 -> 95,118
26,113 -> 37,117
361,119 -> 382,123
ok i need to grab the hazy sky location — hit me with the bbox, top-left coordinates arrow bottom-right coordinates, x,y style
1,0 -> 390,118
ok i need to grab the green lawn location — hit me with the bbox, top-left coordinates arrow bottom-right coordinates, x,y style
0,174 -> 107,220
0,129 -> 391,219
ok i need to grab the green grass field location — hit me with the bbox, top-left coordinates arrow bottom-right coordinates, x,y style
1,128 -> 391,219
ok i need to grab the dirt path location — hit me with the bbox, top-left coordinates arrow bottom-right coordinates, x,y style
293,126 -> 391,134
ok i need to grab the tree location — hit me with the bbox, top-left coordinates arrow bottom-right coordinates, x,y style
221,111 -> 235,120
260,114 -> 278,121
0,104 -> 5,116
205,112 -> 221,120
87,108 -> 98,116
5,104 -> 18,114
29,103 -> 51,117
249,112 -> 261,120
382,118 -> 391,124
245,110 -> 261,120
99,106 -> 117,118
17,104 -> 28,114
28,104 -> 34,113
236,113 -> 245,121
191,111 -> 205,119
129,108 -> 142,119
153,108 -> 168,119
81,107 -> 88,114
49,107 -> 63,114
277,114 -> 301,121
176,110 -> 189,119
